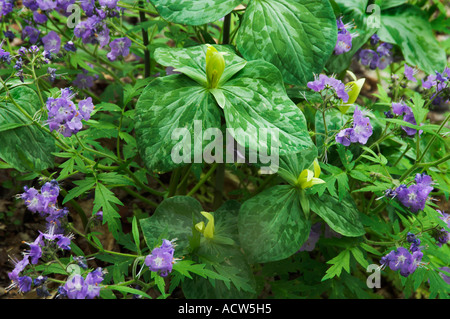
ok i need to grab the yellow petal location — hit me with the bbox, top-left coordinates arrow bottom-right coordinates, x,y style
338,78 -> 365,114
313,159 -> 321,178
206,45 -> 225,89
195,221 -> 205,233
200,211 -> 215,239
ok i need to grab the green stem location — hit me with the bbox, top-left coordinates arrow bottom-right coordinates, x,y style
122,186 -> 158,208
138,0 -> 151,78
222,13 -> 231,45
168,167 -> 182,197
187,163 -> 219,197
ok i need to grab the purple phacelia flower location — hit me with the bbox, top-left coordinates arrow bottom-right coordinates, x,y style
336,107 -> 373,146
64,274 -> 87,299
22,26 -> 40,44
36,0 -> 56,10
307,74 -> 349,103
107,37 -> 132,61
396,183 -> 433,213
404,64 -> 418,82
145,239 -> 176,277
33,11 -> 48,24
42,31 -> 61,54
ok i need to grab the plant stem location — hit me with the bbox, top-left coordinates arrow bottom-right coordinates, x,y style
187,163 -> 219,197
222,13 -> 232,45
138,0 -> 151,78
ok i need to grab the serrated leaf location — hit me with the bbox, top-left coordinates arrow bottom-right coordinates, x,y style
322,249 -> 351,281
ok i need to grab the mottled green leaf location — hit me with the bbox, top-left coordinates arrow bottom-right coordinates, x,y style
0,87 -> 56,172
150,0 -> 240,25
238,185 -> 311,263
378,5 -> 447,74
140,196 -> 204,255
237,0 -> 337,85
221,60 -> 315,157
135,74 -> 221,173
310,192 -> 365,237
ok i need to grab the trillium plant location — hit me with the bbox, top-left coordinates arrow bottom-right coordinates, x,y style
0,0 -> 449,301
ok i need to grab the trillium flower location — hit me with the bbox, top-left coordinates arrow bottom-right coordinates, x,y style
195,211 -> 215,239
295,159 -> 325,190
205,45 -> 226,89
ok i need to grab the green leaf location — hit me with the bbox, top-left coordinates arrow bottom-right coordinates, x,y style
135,74 -> 221,173
310,192 -> 365,237
377,5 -> 447,74
154,45 -> 247,87
237,0 -> 337,85
0,87 -> 56,172
221,60 -> 315,156
132,216 -> 141,254
350,247 -> 369,269
140,196 -> 204,254
149,0 -> 241,25
62,177 -> 96,204
321,249 -> 351,281
105,285 -> 152,299
182,244 -> 256,299
93,182 -> 123,237
238,185 -> 311,263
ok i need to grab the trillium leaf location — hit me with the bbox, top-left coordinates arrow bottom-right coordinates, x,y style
154,45 -> 247,87
221,60 -> 315,157
377,5 -> 446,74
135,74 -> 221,173
140,196 -> 205,255
0,86 -> 56,172
238,185 -> 311,263
310,192 -> 366,237
237,0 -> 337,85
149,0 -> 241,26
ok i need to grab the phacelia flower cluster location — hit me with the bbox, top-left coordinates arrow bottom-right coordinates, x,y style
358,34 -> 393,70
335,106 -> 373,146
7,180 -> 74,295
334,17 -> 358,55
390,101 -> 422,136
307,74 -> 350,103
46,88 -> 94,137
58,268 -> 105,299
380,233 -> 426,278
385,173 -> 434,213
145,239 -> 177,277
422,67 -> 450,107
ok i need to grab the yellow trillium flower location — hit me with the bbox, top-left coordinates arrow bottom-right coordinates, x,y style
338,71 -> 365,114
195,211 -> 215,239
206,45 -> 226,89
296,159 -> 325,189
